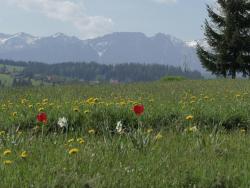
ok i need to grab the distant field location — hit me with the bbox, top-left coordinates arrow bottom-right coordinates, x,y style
0,73 -> 13,86
0,64 -> 24,73
0,80 -> 249,187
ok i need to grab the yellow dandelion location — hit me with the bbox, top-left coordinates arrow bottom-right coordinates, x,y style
69,148 -> 79,155
235,94 -> 241,98
147,128 -> 153,134
185,115 -> 194,121
190,100 -> 196,104
3,149 -> 11,156
119,101 -> 126,106
21,99 -> 27,104
77,138 -> 85,144
240,128 -> 246,134
0,131 -> 5,136
191,96 -> 197,100
20,151 -> 28,158
3,160 -> 13,165
12,112 -> 17,117
84,110 -> 90,114
149,99 -> 154,102
38,107 -> 44,112
68,138 -> 74,143
88,129 -> 95,134
203,96 -> 209,100
73,107 -> 79,112
42,99 -> 48,103
155,133 -> 163,140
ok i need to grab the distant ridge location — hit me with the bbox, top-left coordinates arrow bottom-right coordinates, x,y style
0,32 -> 204,72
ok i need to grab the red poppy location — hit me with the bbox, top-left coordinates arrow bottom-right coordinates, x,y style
133,104 -> 144,116
36,112 -> 47,124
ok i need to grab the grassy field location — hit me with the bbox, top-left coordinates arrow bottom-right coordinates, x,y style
0,80 -> 250,187
0,73 -> 13,86
0,64 -> 24,73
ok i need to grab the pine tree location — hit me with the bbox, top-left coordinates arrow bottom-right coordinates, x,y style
197,0 -> 250,79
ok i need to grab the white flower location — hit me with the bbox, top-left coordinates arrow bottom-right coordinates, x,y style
58,117 -> 68,128
116,121 -> 123,134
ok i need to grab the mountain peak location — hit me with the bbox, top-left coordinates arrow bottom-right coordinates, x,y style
14,32 -> 35,38
52,32 -> 69,38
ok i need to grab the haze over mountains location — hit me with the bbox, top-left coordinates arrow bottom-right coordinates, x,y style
0,32 -> 204,72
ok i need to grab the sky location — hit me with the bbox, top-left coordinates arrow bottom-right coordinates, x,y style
0,0 -> 215,41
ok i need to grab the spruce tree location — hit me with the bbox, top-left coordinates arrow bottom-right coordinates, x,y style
197,0 -> 250,79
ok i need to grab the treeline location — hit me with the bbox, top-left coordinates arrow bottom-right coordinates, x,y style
0,59 -> 29,67
0,59 -> 203,83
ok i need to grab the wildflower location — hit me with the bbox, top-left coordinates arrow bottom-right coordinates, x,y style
38,107 -> 44,112
147,128 -> 153,134
188,126 -> 198,132
149,99 -> 154,102
116,121 -> 123,134
240,128 -> 246,134
133,104 -> 144,116
204,96 -> 209,100
20,151 -> 28,158
3,149 -> 11,156
12,112 -> 17,117
191,96 -> 197,100
69,148 -> 79,155
84,110 -> 90,114
0,131 -> 5,136
57,117 -> 68,128
185,115 -> 194,121
21,99 -> 27,104
119,101 -> 126,106
43,99 -> 48,103
37,112 -> 47,124
73,107 -> 79,112
68,138 -> 74,143
235,94 -> 241,98
77,138 -> 85,144
3,160 -> 13,165
155,133 -> 163,140
88,129 -> 95,134
49,103 -> 54,106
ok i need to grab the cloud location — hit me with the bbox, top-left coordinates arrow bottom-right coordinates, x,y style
4,0 -> 113,39
152,0 -> 177,4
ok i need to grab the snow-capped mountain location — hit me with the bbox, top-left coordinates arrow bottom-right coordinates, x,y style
0,32 -> 38,49
185,39 -> 209,49
0,32 -> 204,72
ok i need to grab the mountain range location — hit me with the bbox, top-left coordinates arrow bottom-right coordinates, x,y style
0,32 -> 205,72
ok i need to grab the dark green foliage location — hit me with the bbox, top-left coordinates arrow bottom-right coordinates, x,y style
0,59 -> 203,83
197,0 -> 250,79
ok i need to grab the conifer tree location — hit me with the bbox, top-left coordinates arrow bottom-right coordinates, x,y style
197,0 -> 250,79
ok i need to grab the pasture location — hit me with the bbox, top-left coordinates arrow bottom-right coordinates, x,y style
0,80 -> 249,187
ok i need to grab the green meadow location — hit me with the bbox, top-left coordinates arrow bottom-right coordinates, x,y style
0,80 -> 249,187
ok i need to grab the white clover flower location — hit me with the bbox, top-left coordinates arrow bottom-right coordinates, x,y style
58,117 -> 68,128
116,121 -> 123,134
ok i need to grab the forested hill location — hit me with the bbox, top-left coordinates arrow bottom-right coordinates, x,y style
0,59 -> 202,85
